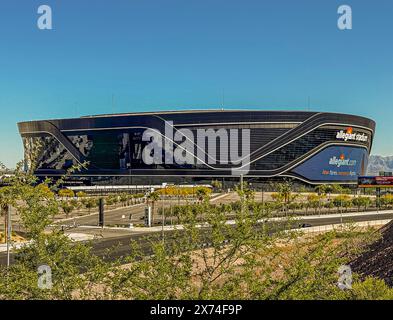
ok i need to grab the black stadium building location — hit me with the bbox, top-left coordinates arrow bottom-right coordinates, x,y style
18,110 -> 375,186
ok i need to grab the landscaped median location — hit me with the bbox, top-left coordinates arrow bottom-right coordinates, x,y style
289,219 -> 392,234
88,210 -> 393,234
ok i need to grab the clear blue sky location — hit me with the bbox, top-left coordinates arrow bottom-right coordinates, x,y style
0,0 -> 392,167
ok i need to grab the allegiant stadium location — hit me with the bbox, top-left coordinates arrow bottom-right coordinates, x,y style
17,110 -> 375,186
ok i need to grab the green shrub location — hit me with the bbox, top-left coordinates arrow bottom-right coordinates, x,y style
58,189 -> 75,198
76,191 -> 87,198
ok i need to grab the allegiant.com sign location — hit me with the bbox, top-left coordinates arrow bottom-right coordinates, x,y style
329,154 -> 357,168
336,127 -> 368,142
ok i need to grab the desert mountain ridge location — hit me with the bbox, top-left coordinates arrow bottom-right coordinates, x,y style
367,155 -> 393,176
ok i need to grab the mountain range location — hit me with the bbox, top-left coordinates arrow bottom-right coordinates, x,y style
367,155 -> 393,176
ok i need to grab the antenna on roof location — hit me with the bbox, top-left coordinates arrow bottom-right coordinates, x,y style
112,94 -> 115,114
221,89 -> 225,110
307,96 -> 311,111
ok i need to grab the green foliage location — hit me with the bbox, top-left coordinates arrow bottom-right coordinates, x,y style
83,198 -> 97,213
211,180 -> 223,191
307,194 -> 324,214
106,195 -> 119,206
60,201 -> 75,217
314,184 -> 328,195
1,160 -> 393,300
347,277 -> 393,300
0,232 -> 107,299
119,193 -> 128,203
195,187 -> 211,202
58,189 -> 75,198
76,191 -> 87,198
330,184 -> 352,195
379,194 -> 393,208
156,186 -> 212,198
352,196 -> 372,211
333,195 -> 352,212
148,191 -> 160,202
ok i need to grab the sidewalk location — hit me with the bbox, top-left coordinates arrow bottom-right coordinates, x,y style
0,233 -> 98,252
269,209 -> 393,222
290,219 -> 392,234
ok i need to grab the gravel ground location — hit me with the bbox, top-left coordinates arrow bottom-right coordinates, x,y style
350,221 -> 393,286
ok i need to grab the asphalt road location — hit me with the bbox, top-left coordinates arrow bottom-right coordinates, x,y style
58,199 -> 199,227
2,211 -> 393,266
49,192 -> 373,228
54,192 -> 235,228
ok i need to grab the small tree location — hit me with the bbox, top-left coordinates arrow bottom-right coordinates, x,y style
211,180 -> 223,192
84,198 -> 97,214
352,197 -> 372,212
307,194 -> 323,215
60,201 -> 75,218
58,189 -> 75,198
333,195 -> 352,213
119,193 -> 128,206
324,201 -> 334,213
314,184 -> 327,196
271,181 -> 298,216
195,187 -> 211,202
331,184 -> 344,195
380,194 -> 393,209
288,202 -> 301,215
76,191 -> 87,198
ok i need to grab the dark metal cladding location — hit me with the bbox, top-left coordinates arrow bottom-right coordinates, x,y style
17,110 -> 376,185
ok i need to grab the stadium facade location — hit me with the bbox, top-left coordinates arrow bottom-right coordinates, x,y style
18,110 -> 375,186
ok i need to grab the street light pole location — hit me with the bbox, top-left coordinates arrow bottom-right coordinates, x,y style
240,174 -> 244,215
161,200 -> 165,243
262,185 -> 264,214
162,186 -> 166,244
6,205 -> 11,268
340,189 -> 343,224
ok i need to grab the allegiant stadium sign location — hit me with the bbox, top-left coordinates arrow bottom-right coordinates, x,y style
336,127 -> 368,142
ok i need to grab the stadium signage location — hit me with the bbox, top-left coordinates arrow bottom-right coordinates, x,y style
329,154 -> 357,167
336,127 -> 368,142
358,176 -> 393,188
